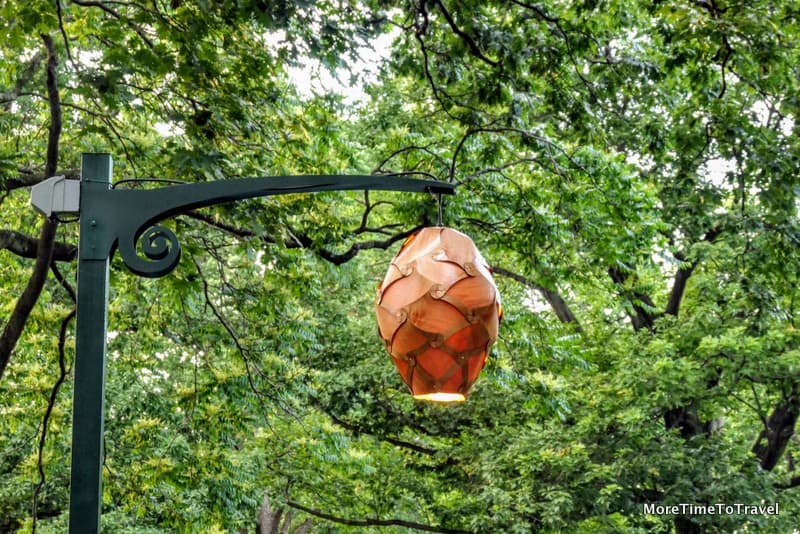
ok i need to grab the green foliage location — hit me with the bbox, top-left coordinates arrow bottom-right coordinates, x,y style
2,0 -> 800,532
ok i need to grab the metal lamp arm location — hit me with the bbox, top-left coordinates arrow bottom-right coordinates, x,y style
75,173 -> 454,278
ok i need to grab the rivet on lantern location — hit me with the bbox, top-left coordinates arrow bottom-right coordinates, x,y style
399,262 -> 415,276
375,226 -> 502,402
430,285 -> 446,299
429,333 -> 444,348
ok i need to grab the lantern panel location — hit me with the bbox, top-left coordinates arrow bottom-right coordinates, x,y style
388,324 -> 429,356
437,227 -> 485,267
466,351 -> 488,386
375,304 -> 399,341
406,297 -> 468,335
441,275 -> 498,309
392,355 -> 411,384
415,347 -> 458,383
378,263 -> 433,309
413,260 -> 468,290
445,323 -> 490,352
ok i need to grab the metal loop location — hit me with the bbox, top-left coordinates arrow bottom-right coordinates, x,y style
118,225 -> 182,278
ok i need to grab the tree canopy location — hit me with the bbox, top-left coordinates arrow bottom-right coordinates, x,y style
1,0 -> 799,532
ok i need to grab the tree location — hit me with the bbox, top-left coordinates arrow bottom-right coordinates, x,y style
2,0 -> 800,532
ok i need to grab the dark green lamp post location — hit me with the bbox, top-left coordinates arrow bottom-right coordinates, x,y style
30,153 -> 454,534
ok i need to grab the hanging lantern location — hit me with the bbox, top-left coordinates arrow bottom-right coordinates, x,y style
376,227 -> 502,402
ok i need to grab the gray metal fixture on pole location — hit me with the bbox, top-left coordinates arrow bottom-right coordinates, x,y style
31,153 -> 455,534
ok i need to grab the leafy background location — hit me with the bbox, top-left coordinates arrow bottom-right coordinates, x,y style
1,0 -> 799,532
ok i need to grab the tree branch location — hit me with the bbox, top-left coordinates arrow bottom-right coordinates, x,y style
0,230 -> 77,262
191,255 -> 284,418
664,255 -> 695,319
0,35 -> 62,382
431,0 -> 501,67
752,391 -> 800,471
71,0 -> 155,49
42,35 -> 61,181
776,475 -> 800,490
371,143 -> 449,176
312,226 -> 424,265
182,211 -> 426,266
308,395 -> 439,455
55,0 -> 73,62
605,260 -> 714,441
32,305 -> 74,531
491,265 -> 582,329
0,51 -> 44,108
449,127 -> 584,183
286,500 -> 473,534
664,226 -> 722,317
0,168 -> 80,191
257,493 -> 313,534
508,0 -> 560,23
608,265 -> 656,332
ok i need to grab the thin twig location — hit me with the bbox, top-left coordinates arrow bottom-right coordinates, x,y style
32,263 -> 76,532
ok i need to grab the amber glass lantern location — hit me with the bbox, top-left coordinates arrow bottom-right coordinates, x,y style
376,227 -> 502,401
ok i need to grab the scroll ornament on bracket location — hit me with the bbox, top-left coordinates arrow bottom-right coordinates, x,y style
118,224 -> 182,278
375,227 -> 502,402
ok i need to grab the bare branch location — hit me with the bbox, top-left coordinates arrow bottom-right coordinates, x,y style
55,0 -> 73,62
0,51 -> 44,108
308,395 -> 438,455
449,127 -> 581,183
753,391 -> 800,471
491,265 -> 582,329
414,32 -> 458,120
664,226 -> 722,317
191,255 -> 282,417
354,191 -> 401,235
0,229 -> 77,262
0,35 -> 62,382
313,225 -> 424,265
371,143 -> 449,176
776,476 -> 800,490
431,0 -> 501,67
608,264 -> 656,332
286,500 -> 473,534
71,0 -> 155,49
508,0 -> 560,23
0,168 -> 80,191
257,493 -> 308,534
462,157 -> 540,184
182,210 -> 426,266
182,210 -> 256,239
42,35 -> 62,180
32,306 -> 74,532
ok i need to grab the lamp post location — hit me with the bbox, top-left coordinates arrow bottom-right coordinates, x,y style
30,153 -> 454,534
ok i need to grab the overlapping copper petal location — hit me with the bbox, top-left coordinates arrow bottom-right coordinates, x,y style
376,227 -> 502,401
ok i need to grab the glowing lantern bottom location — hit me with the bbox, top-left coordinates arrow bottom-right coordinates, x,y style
375,227 -> 502,401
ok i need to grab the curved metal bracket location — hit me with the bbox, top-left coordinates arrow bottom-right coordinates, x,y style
79,162 -> 455,278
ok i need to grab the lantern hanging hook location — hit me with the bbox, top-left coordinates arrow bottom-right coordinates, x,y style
425,185 -> 445,226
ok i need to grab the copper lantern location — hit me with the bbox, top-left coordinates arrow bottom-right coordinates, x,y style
376,227 -> 502,402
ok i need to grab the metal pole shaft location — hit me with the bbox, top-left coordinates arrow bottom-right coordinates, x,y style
69,154 -> 113,534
